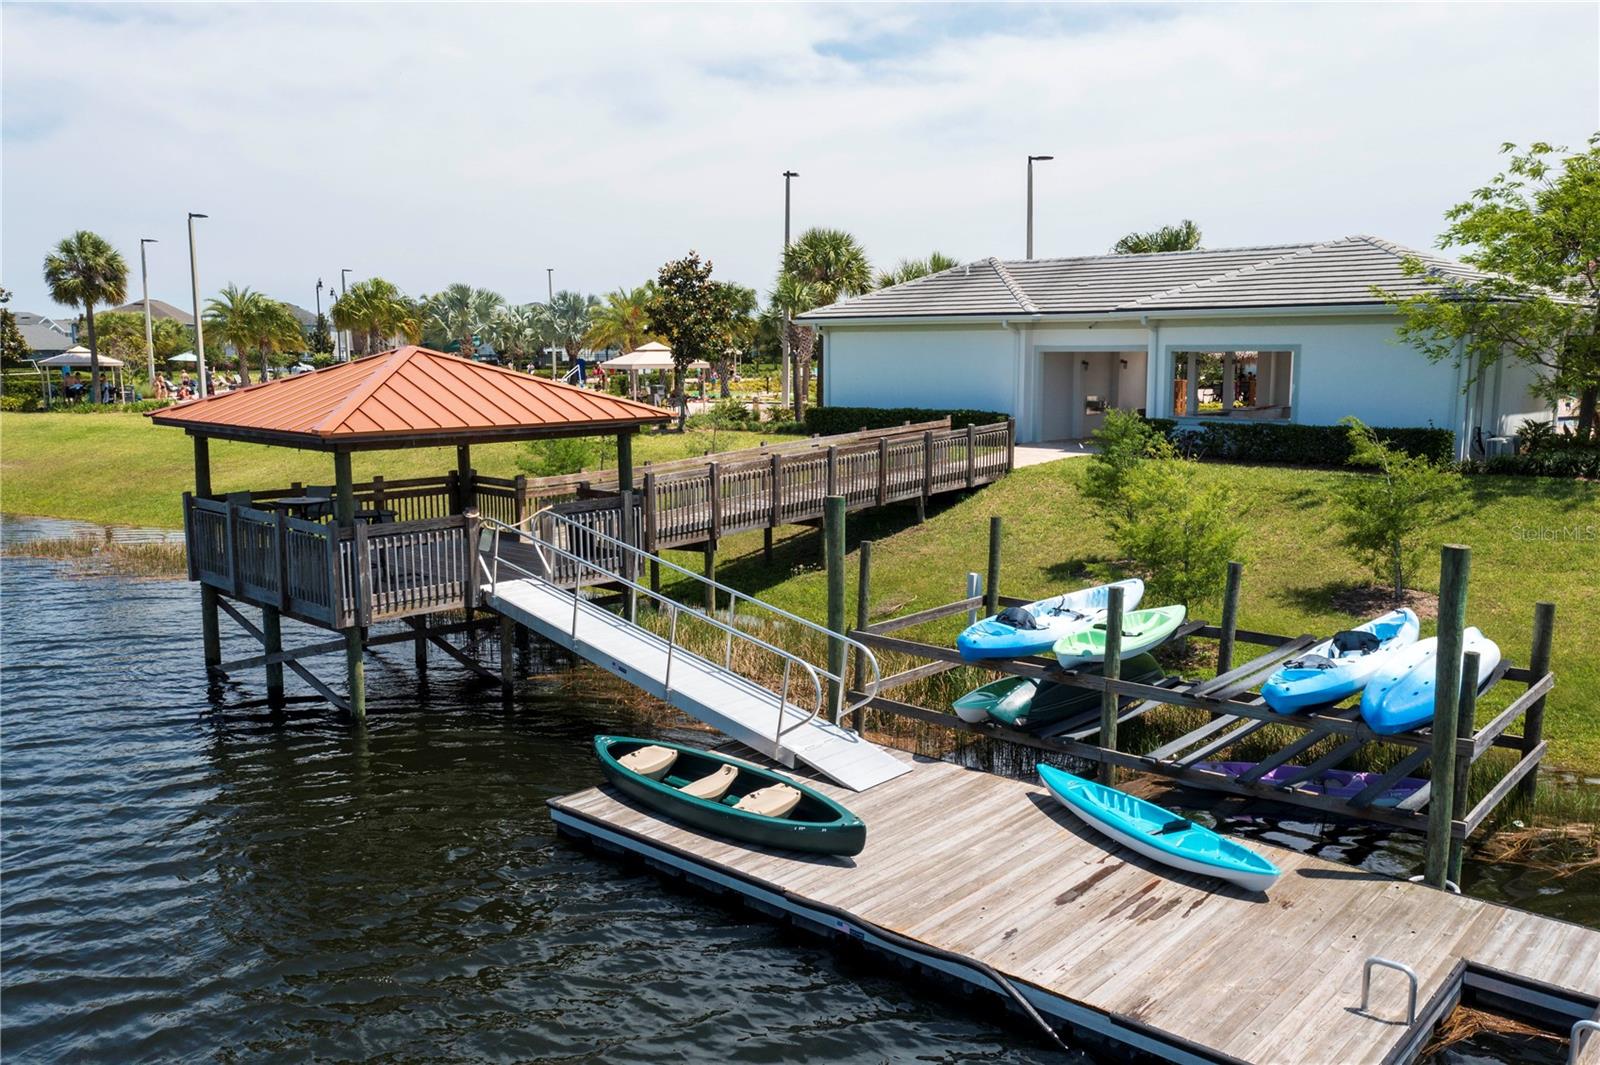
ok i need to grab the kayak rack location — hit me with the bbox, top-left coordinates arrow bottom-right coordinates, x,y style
844,529 -> 1557,880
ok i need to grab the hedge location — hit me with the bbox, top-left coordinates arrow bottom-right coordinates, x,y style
805,406 -> 1011,436
1478,446 -> 1600,479
1144,418 -> 1455,467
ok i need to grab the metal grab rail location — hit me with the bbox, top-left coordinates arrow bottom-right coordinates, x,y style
504,506 -> 883,724
1359,957 -> 1418,1025
1571,1019 -> 1599,1065
479,513 -> 838,748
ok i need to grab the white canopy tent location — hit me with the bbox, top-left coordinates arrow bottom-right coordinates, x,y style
600,341 -> 709,401
169,351 -> 199,364
35,346 -> 127,404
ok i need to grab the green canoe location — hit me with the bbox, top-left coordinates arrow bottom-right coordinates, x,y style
594,736 -> 866,856
1054,605 -> 1187,668
954,653 -> 1164,729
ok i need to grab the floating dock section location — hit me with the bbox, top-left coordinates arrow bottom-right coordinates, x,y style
550,750 -> 1600,1064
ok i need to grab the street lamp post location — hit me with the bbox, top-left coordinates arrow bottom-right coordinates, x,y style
187,213 -> 208,398
1026,154 -> 1054,260
546,267 -> 555,376
339,268 -> 352,360
139,238 -> 158,390
780,169 -> 797,410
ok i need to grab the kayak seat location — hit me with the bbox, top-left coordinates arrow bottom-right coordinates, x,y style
1156,818 -> 1193,835
733,784 -> 803,818
1332,630 -> 1381,657
679,763 -> 737,801
619,745 -> 678,780
996,606 -> 1039,630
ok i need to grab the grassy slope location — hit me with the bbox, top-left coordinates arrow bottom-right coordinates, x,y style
657,460 -> 1600,772
0,412 -> 801,529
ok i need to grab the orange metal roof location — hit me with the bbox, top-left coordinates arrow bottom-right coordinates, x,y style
150,346 -> 671,449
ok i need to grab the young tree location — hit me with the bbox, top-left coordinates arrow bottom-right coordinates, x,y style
310,313 -> 334,356
1332,417 -> 1466,601
1112,220 -> 1202,255
649,252 -> 740,431
42,230 -> 128,401
1381,136 -> 1600,442
1,287 -> 34,369
1112,457 -> 1244,609
1081,409 -> 1165,520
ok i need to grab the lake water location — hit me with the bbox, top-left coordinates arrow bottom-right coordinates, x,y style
1,516 -> 1591,1063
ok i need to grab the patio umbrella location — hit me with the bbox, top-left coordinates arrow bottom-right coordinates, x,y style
169,351 -> 199,363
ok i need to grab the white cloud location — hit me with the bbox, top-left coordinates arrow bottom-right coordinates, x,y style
3,2 -> 1595,316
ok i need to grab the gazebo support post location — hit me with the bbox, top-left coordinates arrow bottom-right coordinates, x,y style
617,432 -> 637,620
335,449 -> 366,720
456,445 -> 474,511
194,435 -> 222,677
263,606 -> 284,708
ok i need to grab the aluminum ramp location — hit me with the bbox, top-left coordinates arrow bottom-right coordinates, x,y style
483,573 -> 911,792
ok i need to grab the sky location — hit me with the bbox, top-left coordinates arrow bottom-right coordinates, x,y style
3,2 -> 1597,318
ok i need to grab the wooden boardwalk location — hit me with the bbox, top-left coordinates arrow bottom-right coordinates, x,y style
550,750 -> 1600,1064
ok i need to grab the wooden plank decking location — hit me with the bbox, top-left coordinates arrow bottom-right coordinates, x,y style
549,750 -> 1600,1064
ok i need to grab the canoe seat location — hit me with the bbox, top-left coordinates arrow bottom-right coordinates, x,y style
733,783 -> 802,818
679,763 -> 737,801
619,745 -> 678,780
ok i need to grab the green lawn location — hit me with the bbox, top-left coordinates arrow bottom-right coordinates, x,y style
655,460 -> 1600,773
0,412 -> 803,529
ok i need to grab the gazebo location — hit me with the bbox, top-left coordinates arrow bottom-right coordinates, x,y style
35,346 -> 126,404
601,341 -> 708,401
151,345 -> 669,716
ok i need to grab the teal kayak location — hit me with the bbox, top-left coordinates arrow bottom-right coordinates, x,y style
1053,606 -> 1187,668
953,653 -> 1163,728
594,736 -> 866,856
1038,764 -> 1280,892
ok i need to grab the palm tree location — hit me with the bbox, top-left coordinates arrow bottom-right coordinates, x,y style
1112,220 -> 1202,255
717,282 -> 758,398
248,299 -> 307,380
425,283 -> 505,359
778,227 -> 872,417
42,230 -> 128,401
768,273 -> 823,416
334,278 -> 418,356
583,284 -> 657,355
205,285 -> 265,382
874,251 -> 959,289
544,290 -> 600,374
487,304 -> 548,366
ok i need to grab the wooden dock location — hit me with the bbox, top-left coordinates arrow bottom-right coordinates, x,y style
550,749 -> 1600,1064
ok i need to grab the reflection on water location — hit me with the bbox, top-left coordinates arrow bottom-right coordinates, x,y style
1,516 -> 1591,1064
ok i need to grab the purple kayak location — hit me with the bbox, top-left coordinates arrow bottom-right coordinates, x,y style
1196,761 -> 1426,807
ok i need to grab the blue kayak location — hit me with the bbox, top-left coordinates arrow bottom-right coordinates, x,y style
1261,608 -> 1420,714
1360,627 -> 1501,735
1038,764 -> 1280,893
956,579 -> 1143,661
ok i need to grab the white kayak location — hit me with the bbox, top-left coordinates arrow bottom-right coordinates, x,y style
956,579 -> 1144,661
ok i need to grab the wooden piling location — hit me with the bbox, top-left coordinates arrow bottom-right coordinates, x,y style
984,516 -> 1002,616
1424,544 -> 1471,888
1099,584 -> 1125,786
1217,561 -> 1243,674
825,495 -> 847,719
1448,650 -> 1482,884
499,613 -> 516,698
263,606 -> 284,707
620,488 -> 637,623
194,436 -> 222,674
853,539 -> 873,732
1519,602 -> 1556,803
703,540 -> 717,613
455,444 -> 474,509
334,449 -> 365,720
763,527 -> 774,564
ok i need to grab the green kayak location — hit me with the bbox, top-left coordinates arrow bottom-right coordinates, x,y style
1054,605 -> 1187,668
954,653 -> 1164,728
594,736 -> 866,856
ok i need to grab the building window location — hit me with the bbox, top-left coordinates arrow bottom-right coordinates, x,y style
1171,350 -> 1293,419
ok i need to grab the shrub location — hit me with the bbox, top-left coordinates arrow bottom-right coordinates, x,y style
1082,409 -> 1166,521
1144,418 -> 1454,467
1479,446 -> 1600,479
516,437 -> 595,477
1113,455 -> 1245,609
1332,417 -> 1467,599
0,373 -> 42,412
685,397 -> 753,429
804,406 -> 1009,436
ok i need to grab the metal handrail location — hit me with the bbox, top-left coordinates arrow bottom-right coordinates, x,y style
479,514 -> 830,747
1359,957 -> 1418,1025
1571,1019 -> 1599,1065
509,505 -> 883,723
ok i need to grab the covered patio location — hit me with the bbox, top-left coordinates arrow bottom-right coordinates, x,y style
150,345 -> 670,716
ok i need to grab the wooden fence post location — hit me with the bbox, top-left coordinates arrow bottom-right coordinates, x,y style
965,423 -> 976,488
620,488 -> 637,623
1005,418 -> 1016,473
703,540 -> 717,613
1448,651 -> 1482,884
825,495 -> 847,720
708,463 -> 722,541
853,539 -> 873,732
1425,544 -> 1471,888
876,438 -> 889,506
985,516 -> 1002,616
1217,561 -> 1243,675
770,452 -> 784,530
644,471 -> 660,597
1519,601 -> 1556,802
513,474 -> 528,527
919,431 -> 933,523
1099,584 -> 1125,786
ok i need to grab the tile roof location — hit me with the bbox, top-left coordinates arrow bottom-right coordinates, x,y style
798,236 -> 1492,322
111,299 -> 196,326
14,312 -> 75,354
150,346 -> 670,449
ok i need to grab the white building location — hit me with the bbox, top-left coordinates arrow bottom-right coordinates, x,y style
800,236 -> 1550,458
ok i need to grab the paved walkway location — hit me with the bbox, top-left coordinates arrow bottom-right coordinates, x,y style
1012,438 -> 1097,468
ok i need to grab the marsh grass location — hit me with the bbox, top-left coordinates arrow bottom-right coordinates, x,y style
4,533 -> 188,578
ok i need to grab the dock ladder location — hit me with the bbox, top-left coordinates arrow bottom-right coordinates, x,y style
477,509 -> 912,791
